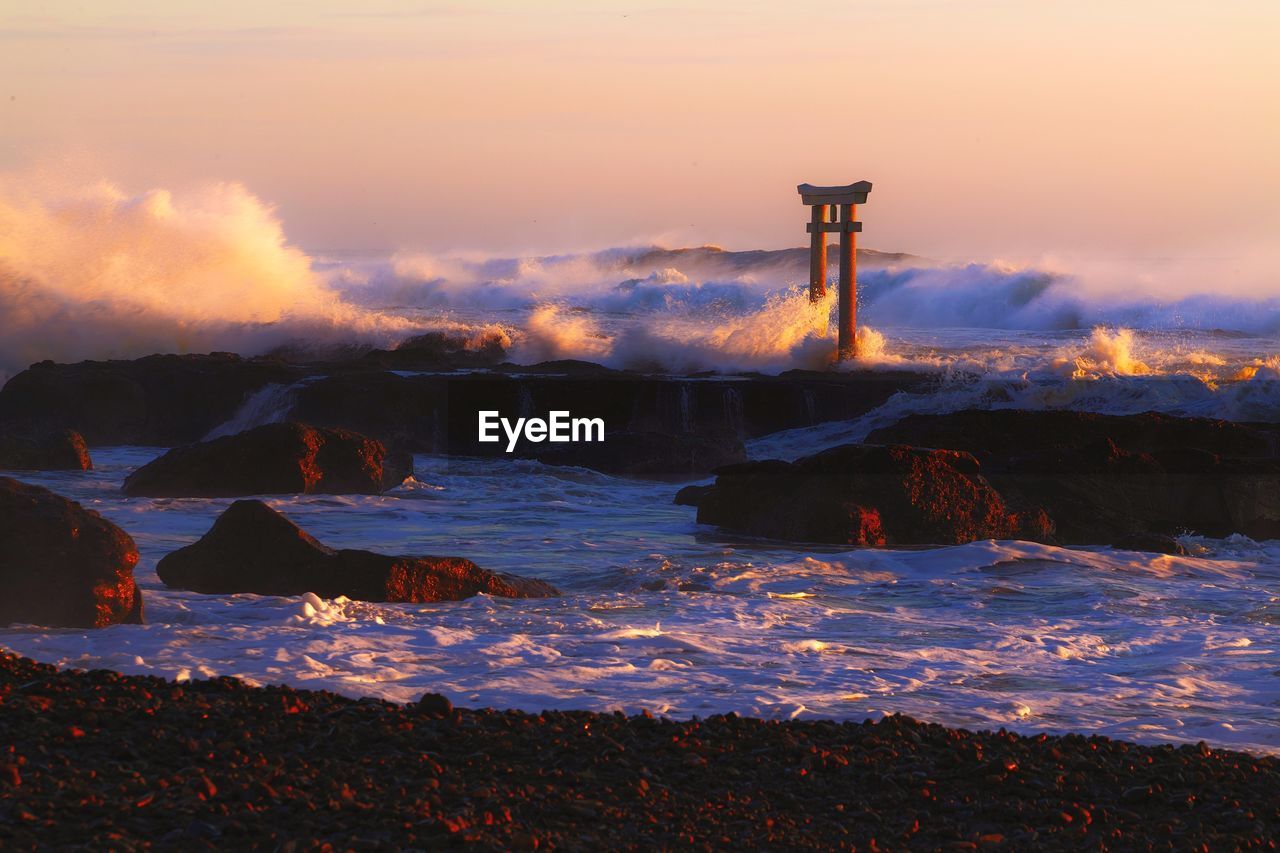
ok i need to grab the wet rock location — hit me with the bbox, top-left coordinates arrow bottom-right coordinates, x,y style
673,483 -> 713,506
0,477 -> 143,627
352,330 -> 508,372
531,429 -> 746,477
122,422 -> 413,498
495,359 -> 622,376
291,368 -> 933,454
156,499 -> 558,601
0,428 -> 91,471
416,692 -> 454,717
868,409 -> 1280,461
868,410 -> 1280,542
696,444 -> 1053,545
0,353 -> 301,445
3,352 -> 933,451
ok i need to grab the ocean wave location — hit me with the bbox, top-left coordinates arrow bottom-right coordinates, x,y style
2,175 -> 1279,384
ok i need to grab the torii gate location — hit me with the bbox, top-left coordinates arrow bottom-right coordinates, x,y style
798,180 -> 872,360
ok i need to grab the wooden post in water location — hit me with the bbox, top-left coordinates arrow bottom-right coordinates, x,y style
838,203 -> 857,360
808,204 -> 828,301
798,181 -> 872,360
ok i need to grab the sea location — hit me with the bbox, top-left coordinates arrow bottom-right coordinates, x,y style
3,241 -> 1280,753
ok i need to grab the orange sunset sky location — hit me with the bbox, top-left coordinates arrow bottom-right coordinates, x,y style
2,0 -> 1278,262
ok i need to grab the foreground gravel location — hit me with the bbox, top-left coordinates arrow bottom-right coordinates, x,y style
0,653 -> 1276,850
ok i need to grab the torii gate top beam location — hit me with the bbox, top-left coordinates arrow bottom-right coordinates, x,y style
797,181 -> 873,206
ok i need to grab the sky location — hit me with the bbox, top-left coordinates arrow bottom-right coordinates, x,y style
2,0 -> 1278,261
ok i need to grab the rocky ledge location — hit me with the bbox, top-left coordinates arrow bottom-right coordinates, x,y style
0,653 -> 1275,849
869,410 -> 1280,545
698,444 -> 1053,546
691,410 -> 1280,549
122,422 -> 412,498
0,350 -> 931,469
157,500 -> 558,602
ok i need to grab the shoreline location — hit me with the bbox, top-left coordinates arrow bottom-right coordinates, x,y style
1,652 -> 1277,849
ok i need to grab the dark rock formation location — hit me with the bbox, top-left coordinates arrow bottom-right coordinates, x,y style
867,409 -> 1280,462
0,478 -> 143,627
1,352 -> 932,450
156,500 -> 558,602
292,369 -> 929,455
868,410 -> 1280,542
695,444 -> 1053,546
531,429 -> 745,477
0,428 -> 91,471
122,423 -> 412,498
346,330 -> 508,372
0,354 -> 302,446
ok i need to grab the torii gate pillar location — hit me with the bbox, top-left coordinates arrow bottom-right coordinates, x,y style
798,181 -> 872,360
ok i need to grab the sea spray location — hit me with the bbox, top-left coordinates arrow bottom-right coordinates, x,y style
0,177 -> 455,382
4,175 -> 1280,386
1053,327 -> 1151,378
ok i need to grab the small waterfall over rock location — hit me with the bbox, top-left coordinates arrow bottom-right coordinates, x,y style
204,383 -> 300,440
677,383 -> 694,434
722,387 -> 744,437
516,385 -> 536,419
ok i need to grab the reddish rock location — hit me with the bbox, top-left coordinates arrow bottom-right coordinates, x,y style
0,478 -> 143,627
696,444 -> 1053,546
0,429 -> 91,471
156,500 -> 559,602
122,422 -> 412,498
867,410 -> 1280,542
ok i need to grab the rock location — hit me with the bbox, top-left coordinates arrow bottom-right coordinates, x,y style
351,330 -> 509,372
416,692 -> 454,717
0,477 -> 143,627
696,444 -> 1053,546
156,500 -> 559,601
286,368 -> 933,453
495,359 -> 621,376
867,409 -> 1280,461
3,352 -> 933,452
122,423 -> 413,498
673,483 -> 713,506
0,428 -> 91,471
0,353 -> 302,446
531,430 -> 746,477
868,410 -> 1280,542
